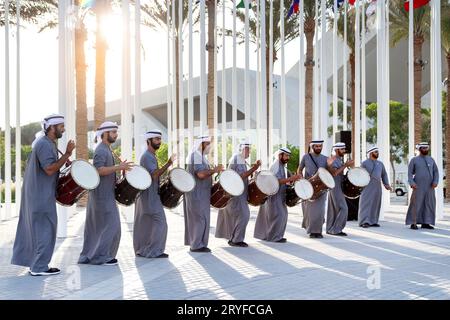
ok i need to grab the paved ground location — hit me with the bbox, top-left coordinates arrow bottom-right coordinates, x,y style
1,199 -> 450,300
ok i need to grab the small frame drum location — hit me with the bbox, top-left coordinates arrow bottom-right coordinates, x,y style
308,167 -> 335,201
115,165 -> 152,206
247,170 -> 280,206
286,179 -> 314,207
160,167 -> 196,209
211,169 -> 244,209
342,167 -> 370,199
56,159 -> 100,206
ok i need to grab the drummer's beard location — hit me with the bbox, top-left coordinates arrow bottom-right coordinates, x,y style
151,141 -> 161,150
107,133 -> 116,144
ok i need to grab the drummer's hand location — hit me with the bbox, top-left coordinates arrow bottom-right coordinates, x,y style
65,140 -> 75,156
169,154 -> 177,165
432,183 -> 438,189
253,160 -> 262,169
290,174 -> 301,182
214,165 -> 224,173
410,184 -> 418,190
118,161 -> 134,172
384,184 -> 392,191
345,159 -> 354,168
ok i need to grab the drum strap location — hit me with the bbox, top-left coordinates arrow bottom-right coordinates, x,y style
308,153 -> 320,175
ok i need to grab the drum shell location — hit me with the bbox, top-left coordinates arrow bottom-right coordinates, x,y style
115,178 -> 142,206
56,168 -> 87,206
247,179 -> 269,206
210,181 -> 233,209
285,185 -> 300,207
159,177 -> 184,209
308,172 -> 329,201
342,174 -> 365,199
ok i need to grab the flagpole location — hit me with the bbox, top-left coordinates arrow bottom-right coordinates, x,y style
313,0 -> 319,139
244,0 -> 251,150
166,0 -> 172,157
214,0 -> 218,166
430,0 -> 443,220
333,0 -> 338,144
320,0 -> 327,148
171,0 -> 177,155
256,0 -> 261,162
355,0 -> 361,165
179,0 -> 185,167
280,0 -> 286,148
188,0 -> 193,154
4,0 -> 12,221
134,0 -> 142,162
408,0 -> 414,163
361,0 -> 366,158
221,0 -> 227,166
15,0 -> 21,217
200,0 -> 207,134
232,0 -> 237,148
343,0 -> 348,130
260,0 -> 267,168
268,0 -> 274,161
299,0 -> 305,156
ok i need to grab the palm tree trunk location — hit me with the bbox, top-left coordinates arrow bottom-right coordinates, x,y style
445,53 -> 450,200
413,34 -> 424,145
304,18 -> 315,153
207,1 -> 216,160
350,52 -> 355,160
174,33 -> 180,158
94,2 -> 107,131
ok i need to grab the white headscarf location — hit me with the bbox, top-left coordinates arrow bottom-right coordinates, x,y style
95,121 -> 119,142
366,146 -> 379,158
186,135 -> 211,164
31,114 -> 65,149
415,142 -> 429,150
231,139 -> 251,165
141,129 -> 162,154
331,142 -> 346,156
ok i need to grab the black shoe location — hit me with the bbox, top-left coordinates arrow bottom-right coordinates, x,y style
155,253 -> 169,258
371,224 -> 380,227
336,232 -> 347,236
103,259 -> 118,266
190,247 -> 211,253
29,268 -> 61,276
309,233 -> 317,238
229,241 -> 248,247
361,223 -> 370,228
316,233 -> 324,239
421,224 -> 435,230
276,238 -> 287,243
410,224 -> 418,230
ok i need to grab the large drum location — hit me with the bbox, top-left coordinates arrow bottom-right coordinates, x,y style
247,170 -> 279,206
115,165 -> 152,206
159,167 -> 196,209
342,167 -> 370,199
308,167 -> 335,201
211,169 -> 245,209
286,179 -> 314,207
56,159 -> 100,206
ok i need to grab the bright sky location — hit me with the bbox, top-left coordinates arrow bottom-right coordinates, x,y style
0,5 -> 301,129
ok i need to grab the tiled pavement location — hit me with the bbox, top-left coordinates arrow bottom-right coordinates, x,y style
1,204 -> 450,300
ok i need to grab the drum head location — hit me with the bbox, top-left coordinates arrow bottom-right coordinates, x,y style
170,168 -> 196,193
219,170 -> 244,196
294,179 -> 314,200
71,160 -> 100,190
255,170 -> 279,196
126,165 -> 152,190
347,167 -> 370,187
317,167 -> 335,189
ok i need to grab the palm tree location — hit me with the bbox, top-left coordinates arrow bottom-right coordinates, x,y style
0,1 -> 55,26
390,0 -> 430,146
206,0 -> 217,142
442,2 -> 450,200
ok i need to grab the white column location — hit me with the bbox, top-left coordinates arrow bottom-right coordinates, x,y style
171,0 -> 177,153
320,0 -> 327,147
213,0 -> 218,165
361,0 -> 366,158
134,0 -> 143,162
332,0 -> 338,143
313,0 -> 319,138
407,0 -> 415,207
260,0 -> 267,166
221,1 -> 227,166
232,0 -> 237,147
343,2 -> 348,129
188,0 -> 194,153
178,0 -> 185,167
430,0 -> 443,220
280,0 -> 286,147
255,0 -> 260,162
200,0 -> 207,133
354,1 -> 361,165
121,0 -> 133,223
268,0 -> 274,161
4,0 -> 12,221
14,0 -> 21,217
166,0 -> 172,155
299,0 -> 305,155
244,0 -> 251,144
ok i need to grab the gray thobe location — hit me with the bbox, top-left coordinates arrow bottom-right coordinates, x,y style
78,142 -> 121,264
299,153 -> 328,234
11,136 -> 59,273
405,155 -> 439,225
254,160 -> 288,242
326,157 -> 348,234
215,154 -> 249,243
133,150 -> 167,257
183,151 -> 212,250
358,159 -> 389,226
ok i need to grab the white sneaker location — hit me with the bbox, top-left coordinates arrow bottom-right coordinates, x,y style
29,268 -> 61,276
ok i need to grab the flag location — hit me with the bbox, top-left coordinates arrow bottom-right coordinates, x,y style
404,0 -> 430,11
349,0 -> 356,5
237,0 -> 251,9
287,0 -> 300,18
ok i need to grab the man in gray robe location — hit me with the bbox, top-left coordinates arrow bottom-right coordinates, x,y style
78,122 -> 133,265
358,147 -> 391,228
254,147 -> 301,243
297,139 -> 328,238
184,136 -> 223,253
134,130 -> 175,258
11,114 -> 75,276
326,142 -> 354,236
406,142 -> 439,230
215,140 -> 261,247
